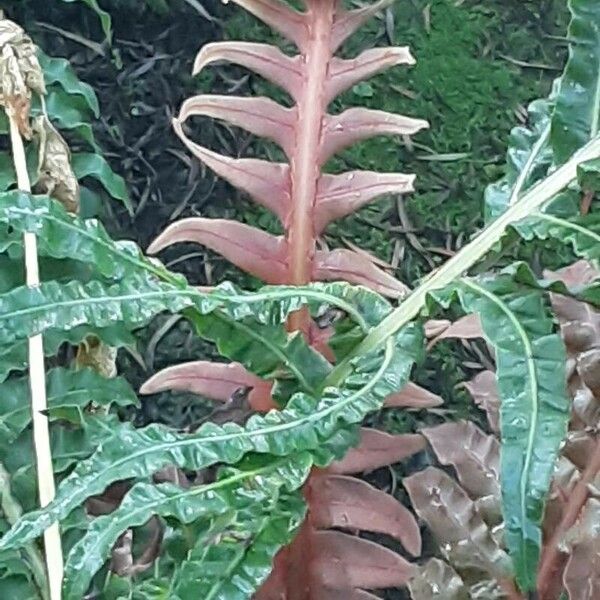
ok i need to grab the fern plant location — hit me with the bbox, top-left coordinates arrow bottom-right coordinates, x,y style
406,260 -> 600,600
0,1 -> 598,599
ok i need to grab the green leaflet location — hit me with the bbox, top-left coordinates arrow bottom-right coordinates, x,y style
62,457 -> 309,599
0,574 -> 40,600
71,154 -> 132,215
59,0 -> 112,43
171,492 -> 305,600
0,192 -> 182,283
551,0 -> 600,164
38,53 -> 99,118
37,53 -> 130,209
0,465 -> 48,600
0,368 -> 138,443
485,97 -> 554,220
0,276 -> 197,346
0,323 -> 422,552
0,192 -> 391,328
511,193 -> 600,261
0,275 -> 378,395
189,311 -> 332,395
435,271 -> 570,592
1,412 -> 125,513
44,88 -> 97,148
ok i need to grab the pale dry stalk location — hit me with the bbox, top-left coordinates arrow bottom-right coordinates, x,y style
6,98 -> 64,600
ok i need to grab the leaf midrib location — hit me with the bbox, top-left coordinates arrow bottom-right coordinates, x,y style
461,278 -> 537,581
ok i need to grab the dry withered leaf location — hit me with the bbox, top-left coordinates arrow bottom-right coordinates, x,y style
0,19 -> 45,138
33,114 -> 80,213
75,336 -> 117,379
110,517 -> 163,577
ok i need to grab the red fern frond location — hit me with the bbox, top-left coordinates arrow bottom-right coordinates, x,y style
153,0 -> 425,294
143,0 -> 429,595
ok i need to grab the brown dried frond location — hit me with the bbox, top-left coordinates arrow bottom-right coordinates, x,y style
0,18 -> 45,137
32,115 -> 80,213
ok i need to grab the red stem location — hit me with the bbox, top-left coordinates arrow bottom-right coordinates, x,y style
536,436 -> 600,599
580,189 -> 593,215
287,1 -> 334,331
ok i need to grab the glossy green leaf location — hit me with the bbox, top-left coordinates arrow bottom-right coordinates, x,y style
172,492 -> 305,600
193,312 -> 332,395
0,276 -> 197,346
0,192 -> 391,328
551,0 -> 600,164
0,153 -> 15,193
38,53 -> 99,118
1,412 -> 125,514
0,323 -> 422,551
44,88 -> 97,148
485,97 -> 554,220
71,154 -> 132,214
0,275 -> 370,396
0,192 -> 181,283
62,458 -> 309,599
0,575 -> 40,599
511,192 -> 600,261
434,270 -> 570,591
0,368 -> 138,443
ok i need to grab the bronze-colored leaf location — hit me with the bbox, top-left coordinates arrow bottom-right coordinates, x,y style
404,467 -> 512,578
427,313 -> 484,348
329,429 -> 426,474
140,360 -> 274,412
384,382 -> 444,409
562,498 -> 600,600
423,421 -> 500,503
461,370 -> 500,433
309,473 -> 421,555
548,268 -> 600,430
544,456 -> 580,541
408,558 -> 469,600
311,530 -> 416,591
544,260 -> 600,288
